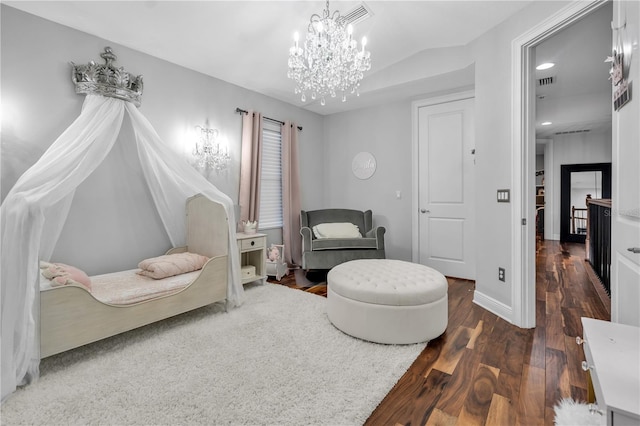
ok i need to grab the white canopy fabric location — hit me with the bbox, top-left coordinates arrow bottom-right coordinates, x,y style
1,94 -> 244,401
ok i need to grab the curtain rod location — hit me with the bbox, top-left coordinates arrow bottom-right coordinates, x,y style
235,108 -> 303,131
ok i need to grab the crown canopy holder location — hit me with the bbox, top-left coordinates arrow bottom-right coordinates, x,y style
70,47 -> 143,107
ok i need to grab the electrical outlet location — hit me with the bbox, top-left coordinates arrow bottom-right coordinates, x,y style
498,267 -> 505,282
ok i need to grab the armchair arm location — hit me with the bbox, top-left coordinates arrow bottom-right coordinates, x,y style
366,226 -> 386,250
300,226 -> 314,252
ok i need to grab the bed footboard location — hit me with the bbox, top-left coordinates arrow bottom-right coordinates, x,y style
40,254 -> 227,358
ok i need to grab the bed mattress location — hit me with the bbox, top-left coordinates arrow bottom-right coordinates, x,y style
40,269 -> 200,305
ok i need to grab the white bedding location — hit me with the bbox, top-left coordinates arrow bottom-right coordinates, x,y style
40,269 -> 200,305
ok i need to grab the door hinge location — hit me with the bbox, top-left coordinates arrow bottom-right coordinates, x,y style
522,218 -> 527,225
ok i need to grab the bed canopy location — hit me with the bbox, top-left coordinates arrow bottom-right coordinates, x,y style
1,47 -> 244,401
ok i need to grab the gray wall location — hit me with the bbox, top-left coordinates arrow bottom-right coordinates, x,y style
1,5 -> 324,275
323,101 -> 413,261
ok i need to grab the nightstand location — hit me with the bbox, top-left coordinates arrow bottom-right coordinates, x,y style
236,232 -> 267,285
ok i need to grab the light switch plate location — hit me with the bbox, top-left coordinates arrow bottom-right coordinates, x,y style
497,189 -> 510,203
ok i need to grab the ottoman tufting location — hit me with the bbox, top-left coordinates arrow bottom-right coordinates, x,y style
327,259 -> 448,344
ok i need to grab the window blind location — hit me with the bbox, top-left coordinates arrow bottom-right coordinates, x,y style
259,120 -> 283,229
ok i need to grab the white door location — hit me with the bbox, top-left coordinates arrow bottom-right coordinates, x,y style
611,1 -> 640,327
417,97 -> 475,280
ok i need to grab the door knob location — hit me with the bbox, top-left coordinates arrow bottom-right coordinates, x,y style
420,209 -> 430,213
628,247 -> 640,254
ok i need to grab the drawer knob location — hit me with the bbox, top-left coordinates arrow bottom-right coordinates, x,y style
251,241 -> 255,246
576,336 -> 586,345
581,361 -> 594,372
588,404 -> 604,416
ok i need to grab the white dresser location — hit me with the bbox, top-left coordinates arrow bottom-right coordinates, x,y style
580,317 -> 640,425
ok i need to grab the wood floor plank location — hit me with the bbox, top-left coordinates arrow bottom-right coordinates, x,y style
503,327 -> 533,377
544,293 -> 565,351
433,348 -> 483,418
516,363 -> 545,425
364,369 -> 451,426
479,317 -> 509,369
425,326 -> 473,376
561,306 -> 582,338
466,320 -> 484,350
545,348 -> 571,408
425,408 -> 457,426
495,371 -> 521,406
486,393 -> 516,426
564,335 -> 588,390
410,336 -> 446,378
457,363 -> 500,425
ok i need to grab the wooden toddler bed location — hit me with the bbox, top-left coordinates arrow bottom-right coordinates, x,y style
39,194 -> 229,358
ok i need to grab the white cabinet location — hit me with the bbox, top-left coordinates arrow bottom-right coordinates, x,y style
580,318 -> 640,425
236,232 -> 266,285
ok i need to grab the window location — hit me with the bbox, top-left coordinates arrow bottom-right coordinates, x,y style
258,120 -> 283,229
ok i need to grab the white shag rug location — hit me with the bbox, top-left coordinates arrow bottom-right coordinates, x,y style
554,398 -> 606,426
1,284 -> 424,425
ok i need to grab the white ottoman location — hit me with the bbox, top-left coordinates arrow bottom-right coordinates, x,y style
327,259 -> 448,344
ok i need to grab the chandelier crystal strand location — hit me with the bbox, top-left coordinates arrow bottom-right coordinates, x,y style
192,126 -> 230,173
288,0 -> 371,105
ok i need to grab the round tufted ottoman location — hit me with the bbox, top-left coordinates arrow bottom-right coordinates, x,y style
327,259 -> 448,344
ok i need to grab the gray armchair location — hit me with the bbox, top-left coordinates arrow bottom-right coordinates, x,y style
300,209 -> 386,270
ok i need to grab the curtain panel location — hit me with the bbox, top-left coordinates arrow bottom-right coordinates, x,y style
238,111 -> 263,224
282,122 -> 302,267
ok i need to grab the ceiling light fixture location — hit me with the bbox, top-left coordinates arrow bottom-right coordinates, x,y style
287,0 -> 372,105
536,62 -> 555,70
541,121 -> 552,126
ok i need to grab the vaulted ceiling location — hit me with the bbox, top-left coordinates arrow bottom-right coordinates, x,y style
5,1 -> 612,137
6,1 -> 532,115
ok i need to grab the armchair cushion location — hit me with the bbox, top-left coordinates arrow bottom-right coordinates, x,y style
312,222 -> 362,239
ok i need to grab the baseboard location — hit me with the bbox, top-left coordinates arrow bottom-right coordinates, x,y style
473,290 -> 514,324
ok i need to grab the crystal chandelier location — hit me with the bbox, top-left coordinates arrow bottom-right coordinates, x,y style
192,125 -> 230,172
287,1 -> 371,105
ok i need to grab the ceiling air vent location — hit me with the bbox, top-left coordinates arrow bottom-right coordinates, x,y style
537,76 -> 555,87
343,2 -> 373,26
555,129 -> 591,135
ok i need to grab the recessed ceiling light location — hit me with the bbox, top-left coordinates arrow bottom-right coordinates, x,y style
536,62 -> 555,70
541,121 -> 552,126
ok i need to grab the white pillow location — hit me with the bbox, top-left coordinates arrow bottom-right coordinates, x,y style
312,223 -> 362,239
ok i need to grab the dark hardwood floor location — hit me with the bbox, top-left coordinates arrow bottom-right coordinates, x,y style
269,240 -> 610,425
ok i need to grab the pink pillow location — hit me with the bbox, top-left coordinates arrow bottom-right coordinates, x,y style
41,263 -> 92,291
137,252 -> 209,280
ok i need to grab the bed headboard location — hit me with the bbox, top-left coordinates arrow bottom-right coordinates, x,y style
185,194 -> 229,258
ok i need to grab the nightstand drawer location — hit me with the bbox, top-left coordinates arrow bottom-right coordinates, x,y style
240,237 -> 265,251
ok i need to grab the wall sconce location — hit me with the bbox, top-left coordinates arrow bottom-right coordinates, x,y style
192,125 -> 230,173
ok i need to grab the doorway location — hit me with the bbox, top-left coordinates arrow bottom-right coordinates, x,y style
511,1 -> 611,328
560,163 -> 611,243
